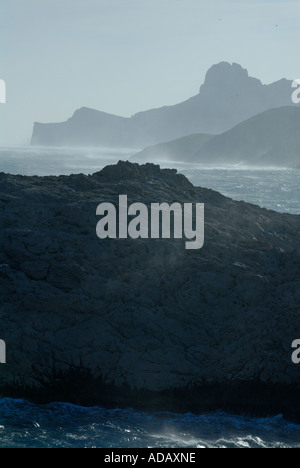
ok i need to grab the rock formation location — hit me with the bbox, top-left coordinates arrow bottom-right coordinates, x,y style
0,161 -> 300,421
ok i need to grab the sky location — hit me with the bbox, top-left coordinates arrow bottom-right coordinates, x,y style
0,0 -> 300,145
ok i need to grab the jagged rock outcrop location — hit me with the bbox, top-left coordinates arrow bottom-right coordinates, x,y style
31,62 -> 295,148
0,161 -> 300,420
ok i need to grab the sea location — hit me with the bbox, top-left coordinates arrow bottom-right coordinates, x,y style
0,145 -> 299,449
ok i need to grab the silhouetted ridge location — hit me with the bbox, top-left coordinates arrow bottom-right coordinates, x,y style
31,62 -> 296,148
133,106 -> 300,167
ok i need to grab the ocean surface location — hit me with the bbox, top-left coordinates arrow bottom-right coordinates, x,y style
0,146 -> 299,215
0,399 -> 300,449
0,146 -> 299,448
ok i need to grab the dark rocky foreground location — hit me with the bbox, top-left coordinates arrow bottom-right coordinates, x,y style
0,161 -> 300,421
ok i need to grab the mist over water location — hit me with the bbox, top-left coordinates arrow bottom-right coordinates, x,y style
168,162 -> 300,215
0,146 -> 137,177
0,146 -> 299,214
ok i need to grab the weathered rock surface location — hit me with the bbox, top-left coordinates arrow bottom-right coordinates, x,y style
0,161 -> 300,419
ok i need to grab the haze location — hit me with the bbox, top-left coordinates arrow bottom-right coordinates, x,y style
0,0 -> 299,145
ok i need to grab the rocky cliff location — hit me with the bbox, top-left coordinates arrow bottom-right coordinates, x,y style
0,162 -> 300,420
31,62 -> 295,148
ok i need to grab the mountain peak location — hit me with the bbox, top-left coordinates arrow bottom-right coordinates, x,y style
31,62 -> 294,147
200,62 -> 262,94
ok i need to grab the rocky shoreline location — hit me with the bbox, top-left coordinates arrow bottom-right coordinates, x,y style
0,161 -> 300,421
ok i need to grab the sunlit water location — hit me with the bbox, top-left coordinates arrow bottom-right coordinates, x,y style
0,146 -> 299,448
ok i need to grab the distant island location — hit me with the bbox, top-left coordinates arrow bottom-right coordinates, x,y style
31,62 -> 296,148
132,106 -> 300,168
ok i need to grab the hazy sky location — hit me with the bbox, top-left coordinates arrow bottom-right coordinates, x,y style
1,0 -> 299,145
